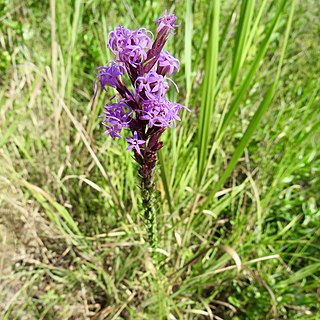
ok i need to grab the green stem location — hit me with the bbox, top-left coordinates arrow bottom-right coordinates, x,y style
141,175 -> 158,252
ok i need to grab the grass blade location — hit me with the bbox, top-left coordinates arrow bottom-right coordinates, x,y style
197,0 -> 220,185
159,149 -> 173,213
184,0 -> 193,104
218,0 -> 287,138
208,0 -> 296,200
230,0 -> 255,88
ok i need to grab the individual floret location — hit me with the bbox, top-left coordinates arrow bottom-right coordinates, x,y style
108,26 -> 153,66
96,62 -> 125,90
157,51 -> 180,76
125,131 -> 145,155
135,71 -> 169,101
102,100 -> 132,138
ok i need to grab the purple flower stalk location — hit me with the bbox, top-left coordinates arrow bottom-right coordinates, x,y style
95,12 -> 189,251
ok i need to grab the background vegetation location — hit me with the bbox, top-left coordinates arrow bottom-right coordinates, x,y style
0,0 -> 319,319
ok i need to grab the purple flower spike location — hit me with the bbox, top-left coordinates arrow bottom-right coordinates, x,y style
157,51 -> 180,76
96,12 -> 189,250
97,13 -> 189,145
125,131 -> 145,155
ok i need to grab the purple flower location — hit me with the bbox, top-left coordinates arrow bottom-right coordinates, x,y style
108,26 -> 153,66
135,71 -> 169,101
119,44 -> 147,66
102,100 -> 132,138
125,131 -> 145,155
155,11 -> 177,33
97,62 -> 125,89
157,51 -> 180,76
140,100 -> 167,128
95,12 -> 190,251
133,28 -> 154,49
102,122 -> 123,139
166,102 -> 186,127
140,100 -> 188,128
142,12 -> 178,73
97,12 -> 190,154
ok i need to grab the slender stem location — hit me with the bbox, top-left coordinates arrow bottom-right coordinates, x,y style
133,125 -> 163,254
141,175 -> 158,251
136,145 -> 160,257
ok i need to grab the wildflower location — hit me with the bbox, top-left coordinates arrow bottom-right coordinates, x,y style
155,11 -> 177,33
102,122 -> 122,139
157,50 -> 180,76
109,26 -> 152,66
102,100 -> 132,138
144,12 -> 178,73
95,12 -> 189,251
140,100 -> 169,128
97,62 -> 125,89
135,71 -> 169,101
97,11 -> 190,155
125,131 -> 145,155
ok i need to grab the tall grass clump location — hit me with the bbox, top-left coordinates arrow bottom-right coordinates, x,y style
0,0 -> 319,319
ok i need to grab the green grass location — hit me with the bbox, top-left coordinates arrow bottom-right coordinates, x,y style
0,0 -> 319,319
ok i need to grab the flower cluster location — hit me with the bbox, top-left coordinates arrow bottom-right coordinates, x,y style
96,12 -> 189,178
108,26 -> 153,66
